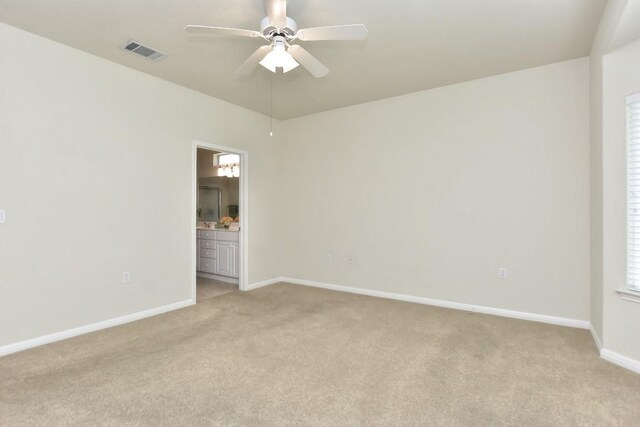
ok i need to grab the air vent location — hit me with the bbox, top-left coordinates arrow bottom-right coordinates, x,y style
120,40 -> 167,61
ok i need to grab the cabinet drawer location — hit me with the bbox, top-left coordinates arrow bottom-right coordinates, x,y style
199,230 -> 216,240
216,231 -> 239,242
199,239 -> 216,249
201,249 -> 216,259
199,258 -> 216,274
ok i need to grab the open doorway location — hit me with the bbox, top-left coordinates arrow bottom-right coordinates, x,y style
192,141 -> 248,302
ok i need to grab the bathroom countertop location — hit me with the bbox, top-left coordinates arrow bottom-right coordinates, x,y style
197,227 -> 239,232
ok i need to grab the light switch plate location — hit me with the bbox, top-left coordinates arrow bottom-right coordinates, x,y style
0,210 -> 5,223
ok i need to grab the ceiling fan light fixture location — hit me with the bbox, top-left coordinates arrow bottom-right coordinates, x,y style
259,43 -> 299,73
185,0 -> 368,78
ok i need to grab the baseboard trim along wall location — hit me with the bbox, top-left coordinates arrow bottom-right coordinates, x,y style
280,278 -> 640,374
590,325 -> 603,351
245,277 -> 283,291
590,326 -> 640,374
600,349 -> 640,374
280,277 -> 590,329
0,299 -> 194,357
4,277 -> 639,375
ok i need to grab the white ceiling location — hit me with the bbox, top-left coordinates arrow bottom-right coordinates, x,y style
0,0 -> 606,119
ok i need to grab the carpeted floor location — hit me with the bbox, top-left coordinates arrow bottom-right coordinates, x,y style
1,283 -> 639,426
196,276 -> 238,301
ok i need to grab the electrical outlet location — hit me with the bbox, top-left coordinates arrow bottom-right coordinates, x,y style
498,267 -> 508,279
325,253 -> 332,262
122,272 -> 131,283
0,210 -> 5,224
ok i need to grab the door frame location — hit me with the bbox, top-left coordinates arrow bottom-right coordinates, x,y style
192,140 -> 249,300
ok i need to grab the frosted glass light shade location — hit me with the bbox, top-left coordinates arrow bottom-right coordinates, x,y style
259,44 -> 299,73
216,153 -> 240,178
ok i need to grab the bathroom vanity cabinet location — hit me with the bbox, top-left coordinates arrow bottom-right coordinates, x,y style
196,229 -> 239,279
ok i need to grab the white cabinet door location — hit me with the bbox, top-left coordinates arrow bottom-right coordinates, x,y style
231,242 -> 240,278
215,241 -> 234,276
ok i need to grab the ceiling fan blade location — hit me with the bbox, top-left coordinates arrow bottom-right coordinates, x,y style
235,45 -> 272,75
287,45 -> 329,78
184,25 -> 262,38
296,24 -> 368,41
265,0 -> 287,28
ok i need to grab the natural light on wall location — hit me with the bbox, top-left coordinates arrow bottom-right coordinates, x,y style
216,153 -> 240,178
627,92 -> 640,291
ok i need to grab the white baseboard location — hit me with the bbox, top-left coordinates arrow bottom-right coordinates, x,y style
281,277 -> 590,329
245,277 -> 283,291
590,324 -> 603,351
601,349 -> 640,374
0,299 -> 194,357
245,278 -> 639,375
4,278 -> 638,375
589,325 -> 640,375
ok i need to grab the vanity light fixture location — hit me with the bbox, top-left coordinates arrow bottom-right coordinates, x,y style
216,153 -> 240,178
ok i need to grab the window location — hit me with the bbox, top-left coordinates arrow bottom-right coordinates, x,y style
627,93 -> 640,291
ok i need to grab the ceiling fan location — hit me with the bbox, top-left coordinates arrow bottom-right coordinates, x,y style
184,0 -> 368,78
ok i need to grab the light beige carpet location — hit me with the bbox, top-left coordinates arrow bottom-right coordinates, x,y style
196,277 -> 238,301
1,283 -> 639,426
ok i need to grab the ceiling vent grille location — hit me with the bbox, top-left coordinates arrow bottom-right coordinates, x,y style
121,40 -> 167,61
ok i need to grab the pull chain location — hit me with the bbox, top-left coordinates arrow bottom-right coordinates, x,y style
269,73 -> 274,137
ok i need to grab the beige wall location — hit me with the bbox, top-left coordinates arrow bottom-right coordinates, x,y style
602,38 -> 640,361
280,58 -> 591,320
0,22 -> 280,347
197,148 -> 218,178
588,0 -> 629,345
590,50 -> 605,340
588,0 -> 640,366
589,0 -> 629,342
0,19 -> 616,354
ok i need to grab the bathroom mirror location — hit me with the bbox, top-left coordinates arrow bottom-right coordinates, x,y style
198,185 -> 221,221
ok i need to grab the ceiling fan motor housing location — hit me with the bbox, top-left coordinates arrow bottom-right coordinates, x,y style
272,35 -> 287,48
260,16 -> 297,38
